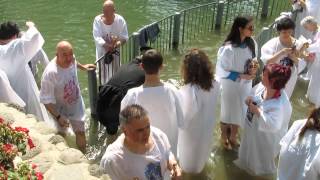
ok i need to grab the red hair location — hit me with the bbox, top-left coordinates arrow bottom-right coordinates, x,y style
263,63 -> 291,90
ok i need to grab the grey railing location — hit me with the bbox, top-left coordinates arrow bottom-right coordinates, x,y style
88,0 -> 292,118
119,0 -> 291,64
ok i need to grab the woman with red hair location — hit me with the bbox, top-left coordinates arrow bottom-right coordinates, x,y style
235,64 -> 293,175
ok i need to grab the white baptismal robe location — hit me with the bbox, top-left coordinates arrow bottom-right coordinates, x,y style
277,119 -> 320,180
121,83 -> 184,156
216,44 -> 255,127
235,83 -> 292,175
261,37 -> 305,98
0,26 -> 49,122
306,32 -> 320,106
93,14 -> 128,84
177,81 -> 220,173
0,69 -> 25,107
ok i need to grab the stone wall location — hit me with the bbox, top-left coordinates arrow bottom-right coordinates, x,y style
0,103 -> 110,180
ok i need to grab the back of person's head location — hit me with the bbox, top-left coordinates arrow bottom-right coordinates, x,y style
276,17 -> 295,31
182,48 -> 214,91
264,63 -> 291,90
299,107 -> 320,140
224,15 -> 255,56
119,104 -> 148,127
0,21 -> 20,40
141,49 -> 163,75
300,16 -> 318,27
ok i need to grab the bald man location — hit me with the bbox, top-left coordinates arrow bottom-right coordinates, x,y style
40,41 -> 95,152
93,0 -> 128,84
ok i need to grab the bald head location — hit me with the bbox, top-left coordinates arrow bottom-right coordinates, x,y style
103,0 -> 115,18
56,41 -> 73,53
56,41 -> 74,68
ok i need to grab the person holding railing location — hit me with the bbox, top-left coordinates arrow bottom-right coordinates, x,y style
277,107 -> 320,180
261,17 -> 312,98
215,16 -> 257,150
234,63 -> 292,176
93,0 -> 128,84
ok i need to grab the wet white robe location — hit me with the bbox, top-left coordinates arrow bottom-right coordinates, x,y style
0,26 -> 49,122
93,14 -> 128,84
234,83 -> 292,175
177,81 -> 220,173
0,69 -> 25,107
121,83 -> 184,156
277,119 -> 320,180
306,32 -> 320,106
261,37 -> 305,98
216,44 -> 255,127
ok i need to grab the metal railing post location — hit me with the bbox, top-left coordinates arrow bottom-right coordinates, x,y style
261,0 -> 270,18
215,1 -> 225,30
88,69 -> 98,118
172,12 -> 181,50
132,32 -> 140,59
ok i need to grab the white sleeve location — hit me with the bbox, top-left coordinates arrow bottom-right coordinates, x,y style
257,104 -> 283,133
0,70 -> 25,107
170,86 -> 184,129
279,120 -> 305,147
93,16 -> 106,47
40,72 -> 56,104
120,91 -> 135,111
216,46 -> 233,78
20,26 -> 45,65
178,85 -> 198,129
100,155 -> 122,180
260,40 -> 276,64
119,18 -> 129,41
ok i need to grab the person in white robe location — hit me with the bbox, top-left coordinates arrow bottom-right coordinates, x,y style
121,49 -> 183,156
177,49 -> 220,173
234,63 -> 292,175
261,17 -> 311,98
93,0 -> 128,84
0,69 -> 25,107
277,107 -> 320,180
100,105 -> 182,180
300,16 -> 320,106
292,0 -> 312,38
0,21 -> 49,122
215,16 -> 257,150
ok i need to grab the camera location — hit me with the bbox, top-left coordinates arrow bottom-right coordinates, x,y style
104,49 -> 120,64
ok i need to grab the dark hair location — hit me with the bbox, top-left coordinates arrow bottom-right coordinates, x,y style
141,49 -> 163,74
263,63 -> 291,90
276,17 -> 295,31
299,108 -> 320,139
119,104 -> 148,127
181,49 -> 214,91
224,16 -> 255,57
0,21 -> 20,40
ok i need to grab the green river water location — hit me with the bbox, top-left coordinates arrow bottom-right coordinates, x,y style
1,0 -> 313,179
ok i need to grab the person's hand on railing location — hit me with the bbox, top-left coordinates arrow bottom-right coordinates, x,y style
82,64 -> 96,71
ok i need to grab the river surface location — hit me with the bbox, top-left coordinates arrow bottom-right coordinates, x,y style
1,0 -> 312,179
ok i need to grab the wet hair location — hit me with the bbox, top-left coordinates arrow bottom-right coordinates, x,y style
299,107 -> 320,139
276,17 -> 295,31
141,49 -> 163,74
224,16 -> 256,57
263,63 -> 291,90
0,21 -> 20,40
181,49 -> 214,91
119,104 -> 148,127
